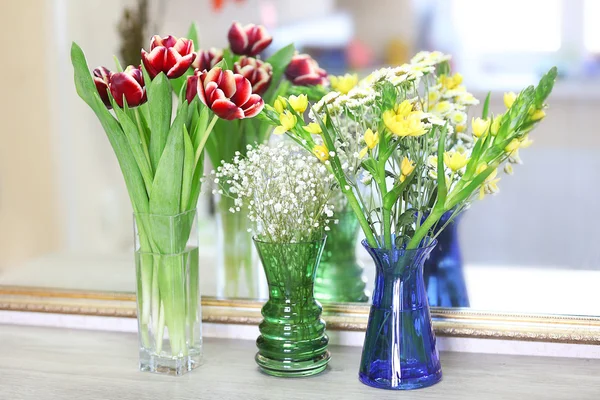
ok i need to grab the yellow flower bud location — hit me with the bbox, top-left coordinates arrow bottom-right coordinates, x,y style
313,144 -> 329,162
330,73 -> 358,94
520,135 -> 533,149
530,109 -> 546,121
400,157 -> 416,177
491,114 -> 503,135
274,96 -> 286,114
471,117 -> 490,138
444,151 -> 469,172
456,124 -> 466,133
288,94 -> 308,113
364,128 -> 379,149
304,122 -> 322,134
505,138 -> 520,154
273,110 -> 297,135
504,92 -> 517,109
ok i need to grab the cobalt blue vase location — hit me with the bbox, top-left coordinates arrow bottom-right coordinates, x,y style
423,211 -> 470,308
358,238 -> 442,390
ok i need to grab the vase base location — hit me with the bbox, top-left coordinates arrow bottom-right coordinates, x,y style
358,369 -> 442,390
139,349 -> 202,376
255,351 -> 331,377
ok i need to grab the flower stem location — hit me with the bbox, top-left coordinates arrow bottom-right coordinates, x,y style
408,207 -> 443,249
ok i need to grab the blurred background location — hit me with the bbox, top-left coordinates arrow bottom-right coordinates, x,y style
1,0 -> 599,314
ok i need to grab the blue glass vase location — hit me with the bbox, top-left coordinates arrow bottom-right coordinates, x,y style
423,211 -> 470,307
359,238 -> 442,390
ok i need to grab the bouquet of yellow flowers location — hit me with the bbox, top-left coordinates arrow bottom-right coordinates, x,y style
260,50 -> 556,390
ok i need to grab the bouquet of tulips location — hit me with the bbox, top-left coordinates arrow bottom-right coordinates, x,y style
71,26 -> 265,363
261,51 -> 556,251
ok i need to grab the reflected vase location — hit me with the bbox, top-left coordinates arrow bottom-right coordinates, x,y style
254,237 -> 330,377
215,194 -> 261,298
423,212 -> 470,308
359,238 -> 442,390
315,211 -> 369,303
134,209 -> 202,376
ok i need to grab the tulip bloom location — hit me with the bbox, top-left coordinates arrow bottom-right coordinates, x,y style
93,66 -> 113,108
285,54 -> 328,86
192,48 -> 223,72
186,67 -> 264,120
141,35 -> 196,79
228,22 -> 273,56
233,57 -> 272,96
109,65 -> 147,108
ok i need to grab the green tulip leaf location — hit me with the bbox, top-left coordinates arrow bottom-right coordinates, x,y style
71,42 -> 149,213
181,125 -> 194,211
148,72 -> 173,172
263,43 -> 295,105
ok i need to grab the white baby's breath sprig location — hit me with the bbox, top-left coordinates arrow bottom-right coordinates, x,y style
214,143 -> 336,243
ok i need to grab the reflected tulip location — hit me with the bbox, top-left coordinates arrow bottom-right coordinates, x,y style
141,35 -> 196,79
192,48 -> 223,72
186,67 -> 264,120
109,65 -> 147,108
233,57 -> 272,96
285,53 -> 328,86
93,66 -> 113,108
227,22 -> 272,56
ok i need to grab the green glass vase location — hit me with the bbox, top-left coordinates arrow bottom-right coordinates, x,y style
253,237 -> 330,377
315,211 -> 368,303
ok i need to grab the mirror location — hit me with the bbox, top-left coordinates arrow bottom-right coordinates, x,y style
1,0 -> 599,325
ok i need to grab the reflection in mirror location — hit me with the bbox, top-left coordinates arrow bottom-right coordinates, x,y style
1,0 -> 599,318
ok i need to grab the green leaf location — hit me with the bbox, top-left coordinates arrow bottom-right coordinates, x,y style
360,158 -> 378,177
222,48 -> 234,71
193,105 -> 210,150
435,125 -> 448,209
181,125 -> 194,211
113,55 -> 124,72
187,22 -> 200,49
383,169 -> 417,210
262,44 -> 295,105
110,97 -> 154,194
447,162 -> 498,210
482,92 -> 491,119
188,147 -> 205,210
71,42 -> 148,213
534,66 -> 557,108
149,105 -> 187,217
148,73 -> 173,172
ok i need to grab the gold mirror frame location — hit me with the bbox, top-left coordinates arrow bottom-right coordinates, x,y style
2,286 -> 599,344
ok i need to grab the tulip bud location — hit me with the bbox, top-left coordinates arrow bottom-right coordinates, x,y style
191,67 -> 264,120
109,65 -> 147,108
233,56 -> 273,96
141,35 -> 196,79
93,66 -> 113,108
228,22 -> 273,56
192,48 -> 223,72
285,53 -> 328,86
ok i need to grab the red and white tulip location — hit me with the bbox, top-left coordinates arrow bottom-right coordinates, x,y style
227,22 -> 272,57
186,67 -> 264,120
192,48 -> 223,72
141,35 -> 196,79
109,65 -> 147,108
93,66 -> 113,108
285,53 -> 328,86
233,57 -> 273,96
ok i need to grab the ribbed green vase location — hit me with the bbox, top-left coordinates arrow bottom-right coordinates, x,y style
315,211 -> 368,303
253,237 -> 330,377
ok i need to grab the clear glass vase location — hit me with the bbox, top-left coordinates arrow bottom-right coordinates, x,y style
254,237 -> 330,377
134,209 -> 202,376
359,238 -> 442,390
215,194 -> 261,298
423,211 -> 470,307
315,211 -> 368,303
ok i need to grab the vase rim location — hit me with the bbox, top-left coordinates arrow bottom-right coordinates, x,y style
134,208 -> 197,218
252,235 -> 326,245
360,236 -> 437,252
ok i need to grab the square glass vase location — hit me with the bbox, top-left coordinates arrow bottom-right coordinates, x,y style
134,209 -> 202,376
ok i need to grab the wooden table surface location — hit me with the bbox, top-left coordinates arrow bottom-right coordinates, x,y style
1,324 -> 599,399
